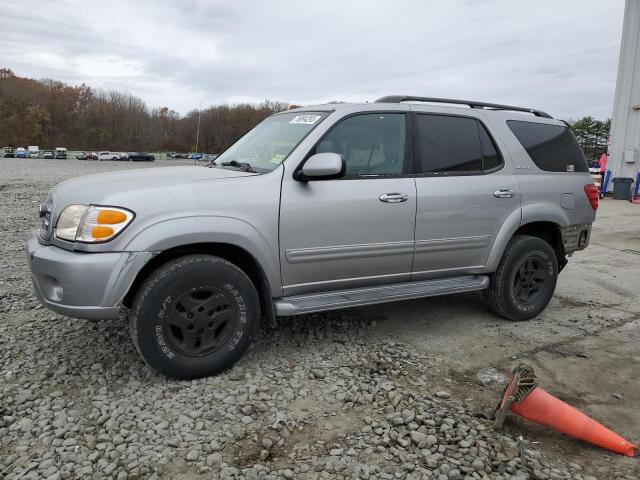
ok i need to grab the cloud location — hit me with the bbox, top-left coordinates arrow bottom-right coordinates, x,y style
0,0 -> 624,119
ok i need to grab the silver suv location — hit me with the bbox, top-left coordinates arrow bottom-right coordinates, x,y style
27,96 -> 598,378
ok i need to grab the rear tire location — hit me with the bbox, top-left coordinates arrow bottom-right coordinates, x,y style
130,254 -> 260,379
485,235 -> 557,321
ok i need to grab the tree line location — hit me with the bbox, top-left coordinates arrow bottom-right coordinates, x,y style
0,68 -> 295,153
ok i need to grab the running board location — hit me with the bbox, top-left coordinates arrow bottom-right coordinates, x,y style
274,275 -> 489,316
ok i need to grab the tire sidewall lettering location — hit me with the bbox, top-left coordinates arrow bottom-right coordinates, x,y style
155,294 -> 177,359
223,283 -> 247,352
154,323 -> 176,360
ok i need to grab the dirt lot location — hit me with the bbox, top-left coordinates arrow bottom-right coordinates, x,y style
1,158 -> 638,480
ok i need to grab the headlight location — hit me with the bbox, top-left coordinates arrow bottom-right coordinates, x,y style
55,205 -> 134,243
55,205 -> 88,240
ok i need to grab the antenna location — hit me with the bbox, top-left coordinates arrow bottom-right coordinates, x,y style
194,100 -> 203,166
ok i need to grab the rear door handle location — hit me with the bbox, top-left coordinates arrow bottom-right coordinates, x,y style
379,193 -> 409,203
493,189 -> 514,198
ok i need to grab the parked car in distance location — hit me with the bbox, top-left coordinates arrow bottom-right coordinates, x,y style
76,152 -> 87,160
3,146 -> 15,158
27,96 -> 597,379
28,146 -> 40,158
16,147 -> 27,158
86,152 -> 98,160
43,150 -> 54,159
117,153 -> 130,161
55,147 -> 67,159
127,152 -> 155,161
188,152 -> 203,160
97,151 -> 119,161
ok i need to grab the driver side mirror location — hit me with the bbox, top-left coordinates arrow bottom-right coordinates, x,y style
296,152 -> 346,181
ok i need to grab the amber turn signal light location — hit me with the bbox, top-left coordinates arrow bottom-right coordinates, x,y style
96,210 -> 128,224
91,226 -> 115,239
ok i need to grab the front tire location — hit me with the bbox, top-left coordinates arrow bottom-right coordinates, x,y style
130,255 -> 260,379
485,235 -> 558,321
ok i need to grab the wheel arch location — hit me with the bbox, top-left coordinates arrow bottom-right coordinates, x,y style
515,221 -> 565,266
122,242 -> 275,326
488,219 -> 567,273
121,216 -> 281,293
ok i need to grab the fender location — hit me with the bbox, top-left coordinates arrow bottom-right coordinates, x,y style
485,208 -> 522,272
521,202 -> 571,228
485,202 -> 570,271
120,215 -> 282,296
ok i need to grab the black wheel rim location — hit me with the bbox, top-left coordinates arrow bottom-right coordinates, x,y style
165,286 -> 237,357
513,257 -> 547,303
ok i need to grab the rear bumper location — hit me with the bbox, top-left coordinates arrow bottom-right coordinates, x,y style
561,223 -> 591,254
26,236 -> 154,320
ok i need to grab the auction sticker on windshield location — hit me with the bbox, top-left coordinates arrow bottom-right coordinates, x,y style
289,114 -> 322,125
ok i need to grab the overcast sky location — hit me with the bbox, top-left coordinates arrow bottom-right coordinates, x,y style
1,0 -> 625,119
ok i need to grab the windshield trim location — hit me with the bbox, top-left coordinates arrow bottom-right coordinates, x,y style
214,111 -> 330,174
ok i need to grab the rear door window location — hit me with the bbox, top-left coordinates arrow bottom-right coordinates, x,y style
414,114 -> 485,174
507,120 -> 588,173
479,123 -> 502,171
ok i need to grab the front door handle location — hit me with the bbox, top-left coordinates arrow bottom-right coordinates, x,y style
379,193 -> 409,203
493,189 -> 514,198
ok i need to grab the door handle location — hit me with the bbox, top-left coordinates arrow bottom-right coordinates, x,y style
379,193 -> 409,203
493,189 -> 514,198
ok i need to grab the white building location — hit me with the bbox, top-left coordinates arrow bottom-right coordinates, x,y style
609,0 -> 640,181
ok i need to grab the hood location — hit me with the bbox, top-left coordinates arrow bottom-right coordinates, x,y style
53,165 -> 254,207
43,163 -> 285,253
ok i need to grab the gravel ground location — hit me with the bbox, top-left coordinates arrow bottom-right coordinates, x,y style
1,158 -> 638,480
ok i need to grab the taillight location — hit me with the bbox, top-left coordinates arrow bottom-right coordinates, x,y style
584,184 -> 599,210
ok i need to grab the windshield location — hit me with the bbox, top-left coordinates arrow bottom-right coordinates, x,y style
215,111 -> 328,172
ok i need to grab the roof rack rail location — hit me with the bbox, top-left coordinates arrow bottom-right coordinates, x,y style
375,95 -> 552,119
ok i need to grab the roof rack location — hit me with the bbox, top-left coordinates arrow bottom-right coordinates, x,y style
375,95 -> 552,119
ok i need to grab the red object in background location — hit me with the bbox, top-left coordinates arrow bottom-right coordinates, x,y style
598,153 -> 608,172
584,184 -> 599,210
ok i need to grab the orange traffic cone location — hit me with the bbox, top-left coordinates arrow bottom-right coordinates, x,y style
494,364 -> 638,457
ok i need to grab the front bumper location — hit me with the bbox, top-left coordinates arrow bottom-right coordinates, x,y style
26,236 -> 153,320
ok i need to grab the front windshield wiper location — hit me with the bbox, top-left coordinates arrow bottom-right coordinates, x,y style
220,160 -> 256,173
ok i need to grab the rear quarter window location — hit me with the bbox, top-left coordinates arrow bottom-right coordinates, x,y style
507,120 -> 588,173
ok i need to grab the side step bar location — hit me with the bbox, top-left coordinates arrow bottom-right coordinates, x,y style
274,275 -> 489,316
